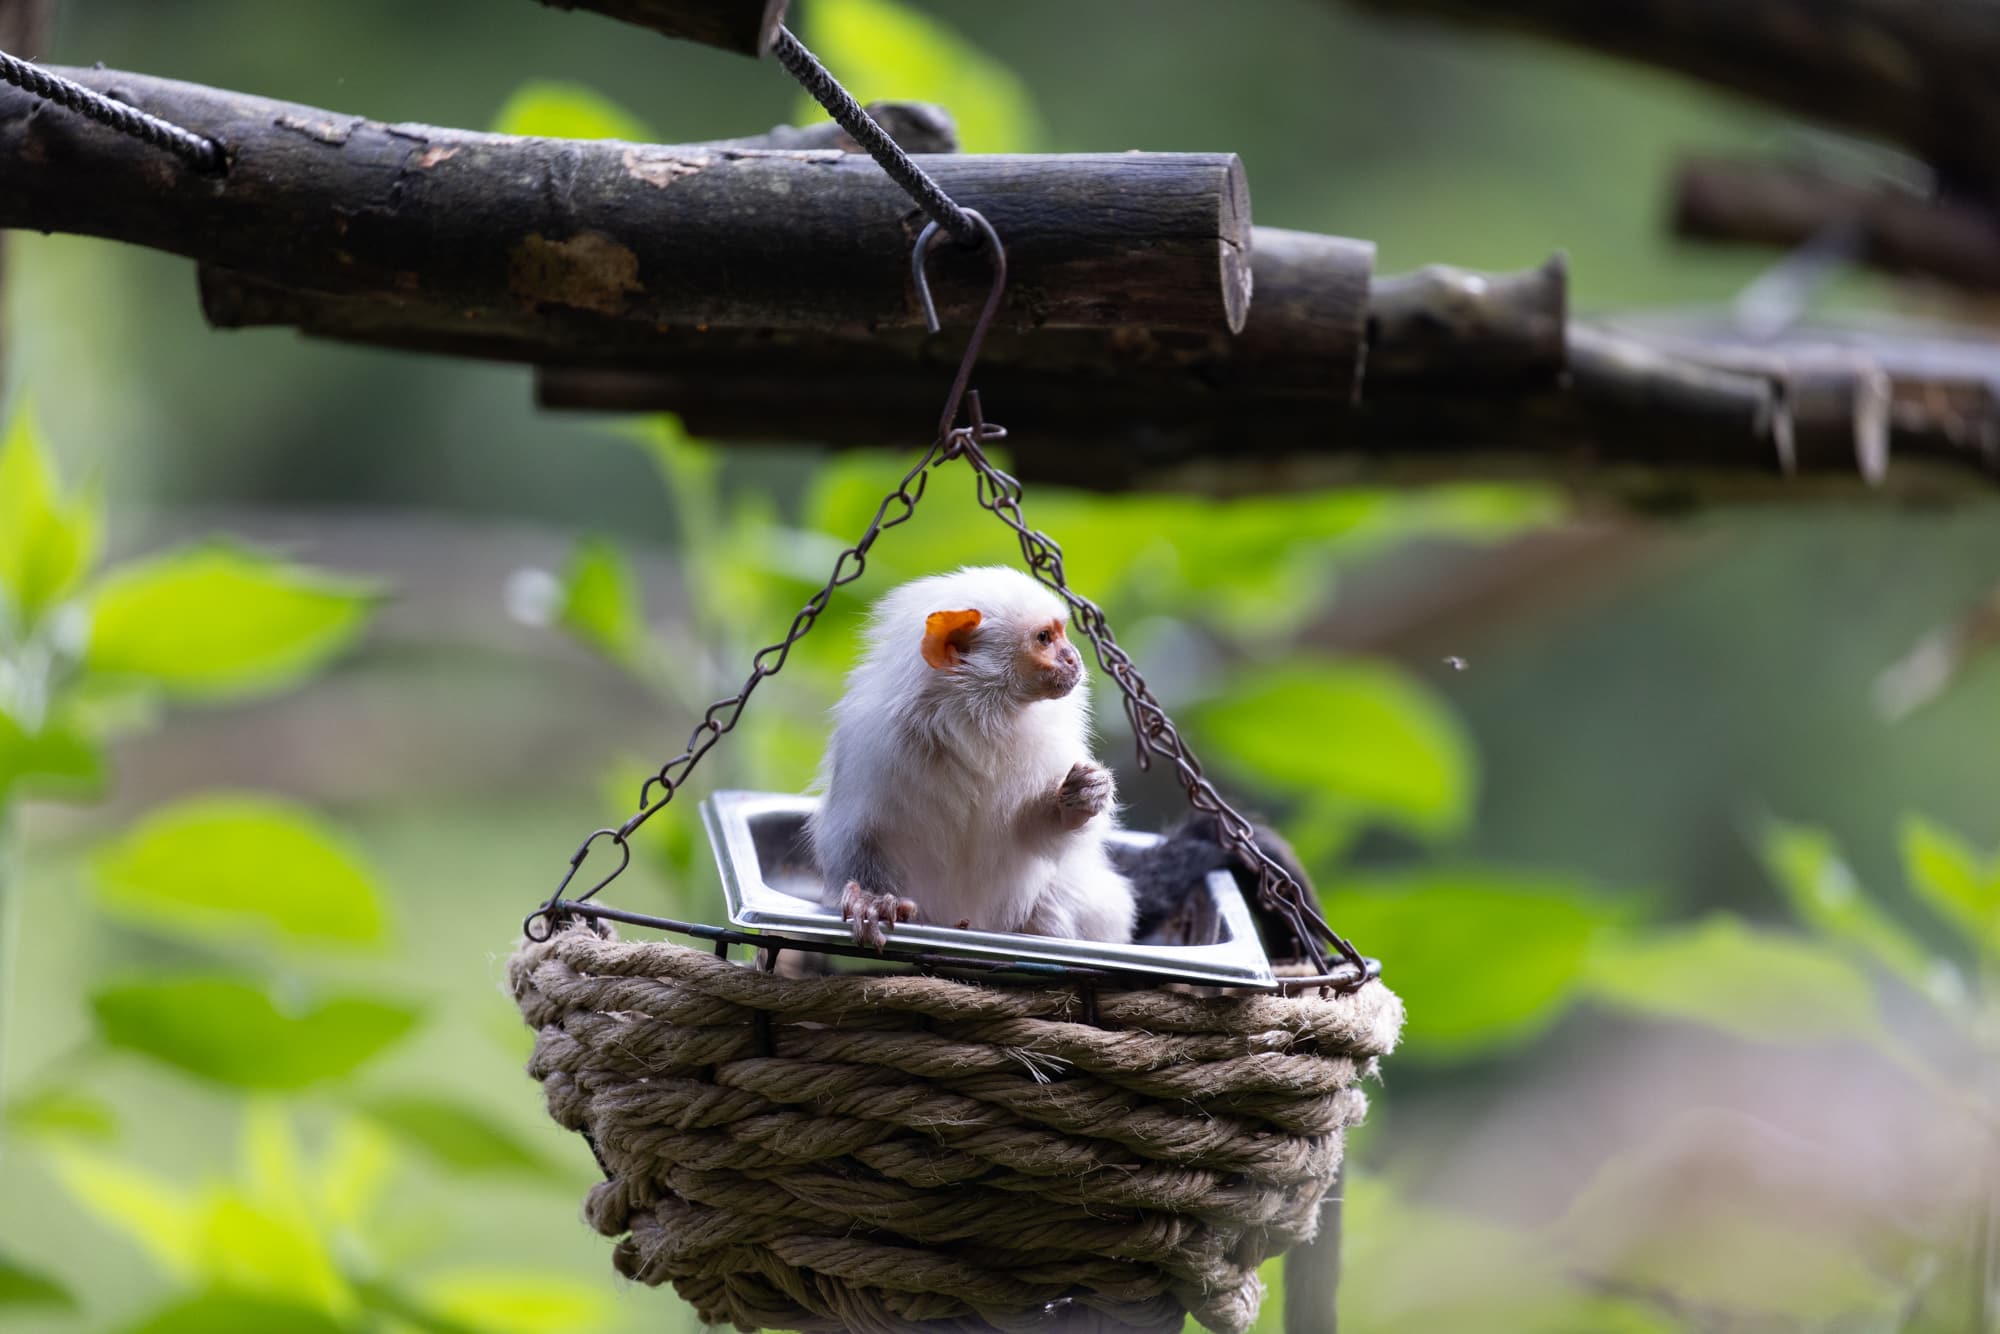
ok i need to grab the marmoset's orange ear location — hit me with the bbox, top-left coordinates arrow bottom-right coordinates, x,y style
921,608 -> 982,669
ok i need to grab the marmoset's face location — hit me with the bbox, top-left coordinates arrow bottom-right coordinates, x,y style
1015,616 -> 1082,701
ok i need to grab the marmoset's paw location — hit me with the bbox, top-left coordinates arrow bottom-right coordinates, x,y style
840,880 -> 918,952
1057,760 -> 1113,831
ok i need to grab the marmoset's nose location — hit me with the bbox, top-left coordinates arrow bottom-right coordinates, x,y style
1057,642 -> 1081,672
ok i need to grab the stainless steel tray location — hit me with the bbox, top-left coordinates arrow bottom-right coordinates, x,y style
700,790 -> 1280,990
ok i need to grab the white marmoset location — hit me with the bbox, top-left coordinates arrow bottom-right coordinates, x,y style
805,565 -> 1137,949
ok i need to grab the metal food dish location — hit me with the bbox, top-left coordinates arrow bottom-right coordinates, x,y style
701,790 -> 1280,990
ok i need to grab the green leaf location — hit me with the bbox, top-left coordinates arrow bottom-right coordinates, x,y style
48,1144 -> 203,1279
557,538 -> 643,662
1759,818 -> 1948,999
0,708 -> 103,805
1324,869 -> 1616,1055
86,544 -> 376,698
796,0 -> 1041,152
357,1094 -> 557,1178
0,1252 -> 74,1310
1193,658 -> 1474,839
124,1291 -> 351,1334
1901,814 -> 2000,951
0,402 -> 100,628
4,1086 -> 119,1141
91,976 -> 420,1089
1583,916 -> 1883,1044
93,795 -> 387,949
491,81 -> 651,142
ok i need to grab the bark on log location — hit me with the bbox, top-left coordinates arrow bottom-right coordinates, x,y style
711,100 -> 959,154
0,67 -> 1252,334
532,0 -> 788,56
1366,254 -> 1567,387
1344,0 -> 2000,201
203,226 -> 1373,396
1600,315 -> 2000,474
1673,157 -> 2000,292
530,313 -> 1998,501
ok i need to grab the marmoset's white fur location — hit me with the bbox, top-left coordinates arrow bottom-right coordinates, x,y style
806,566 -> 1137,946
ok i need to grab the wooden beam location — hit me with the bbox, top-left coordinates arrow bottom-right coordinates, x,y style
0,67 -> 1252,335
532,0 -> 789,57
1673,157 -> 2000,292
1365,254 -> 1566,387
1344,0 -> 2000,202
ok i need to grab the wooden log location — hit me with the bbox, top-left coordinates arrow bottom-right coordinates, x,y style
1600,315 -> 2000,476
1365,254 -> 1566,387
1565,324 -> 1778,472
1343,0 -> 2000,201
1673,157 -> 2000,292
532,315 -> 1999,501
0,67 -> 1252,334
532,0 -> 788,56
709,100 -> 959,155
203,226 -> 1373,396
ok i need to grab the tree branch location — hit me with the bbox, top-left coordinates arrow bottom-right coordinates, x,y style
0,67 -> 1251,334
1673,156 -> 2000,292
1344,0 -> 2000,202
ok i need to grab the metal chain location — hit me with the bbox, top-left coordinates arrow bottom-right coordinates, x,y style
934,396 -> 1364,983
0,49 -> 225,174
769,26 -> 978,247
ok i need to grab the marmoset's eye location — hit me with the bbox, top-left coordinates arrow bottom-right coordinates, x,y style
1037,629 -> 1053,646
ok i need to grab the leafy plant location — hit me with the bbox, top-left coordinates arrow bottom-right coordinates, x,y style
0,404 -> 596,1331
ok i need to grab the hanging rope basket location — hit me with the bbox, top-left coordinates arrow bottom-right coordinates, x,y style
499,26 -> 1401,1333
510,925 -> 1402,1333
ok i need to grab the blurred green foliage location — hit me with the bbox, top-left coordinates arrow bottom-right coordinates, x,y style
794,0 -> 1044,152
0,403 -> 611,1332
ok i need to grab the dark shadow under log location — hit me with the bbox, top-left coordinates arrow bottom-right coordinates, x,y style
532,0 -> 789,56
0,67 -> 1252,335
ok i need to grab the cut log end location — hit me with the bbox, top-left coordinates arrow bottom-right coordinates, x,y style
1221,154 -> 1254,335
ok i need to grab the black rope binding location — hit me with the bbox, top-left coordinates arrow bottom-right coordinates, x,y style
0,49 -> 225,174
770,27 -> 977,248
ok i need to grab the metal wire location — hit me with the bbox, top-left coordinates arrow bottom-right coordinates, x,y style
0,49 -> 225,174
769,26 -> 978,248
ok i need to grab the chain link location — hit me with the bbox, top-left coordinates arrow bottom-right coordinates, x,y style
934,396 -> 1365,982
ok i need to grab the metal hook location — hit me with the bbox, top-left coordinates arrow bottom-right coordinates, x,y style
910,208 -> 1008,442
523,827 -> 631,941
